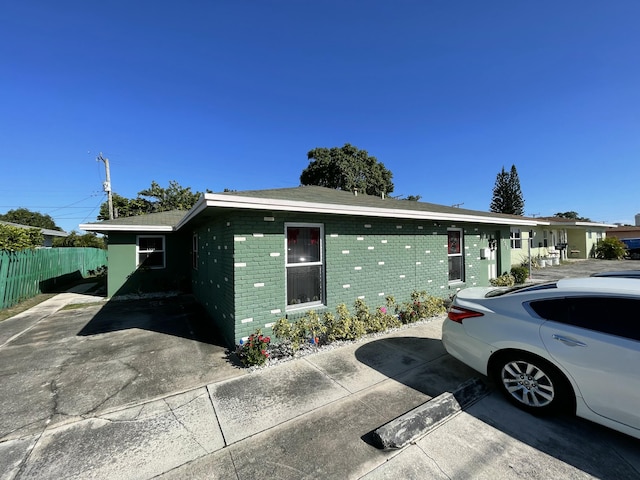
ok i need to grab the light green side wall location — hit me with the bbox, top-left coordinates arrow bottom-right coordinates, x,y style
585,229 -> 604,258
107,235 -> 136,297
510,228 -> 550,267
190,212 -> 509,346
106,232 -> 191,297
568,227 -> 609,259
567,229 -> 587,258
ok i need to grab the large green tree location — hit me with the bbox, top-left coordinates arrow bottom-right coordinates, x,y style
98,180 -> 206,220
554,211 -> 592,222
300,144 -> 394,197
0,208 -> 62,231
490,165 -> 525,215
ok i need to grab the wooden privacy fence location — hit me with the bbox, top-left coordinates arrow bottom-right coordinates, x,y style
0,248 -> 108,310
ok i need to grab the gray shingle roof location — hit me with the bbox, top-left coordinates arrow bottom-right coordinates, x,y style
0,220 -> 68,237
82,210 -> 187,229
82,186 -> 540,232
219,186 -> 527,222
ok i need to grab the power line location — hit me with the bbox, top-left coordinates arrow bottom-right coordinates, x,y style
0,205 -> 99,209
80,194 -> 107,224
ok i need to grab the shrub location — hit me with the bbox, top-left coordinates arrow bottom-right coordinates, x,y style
373,304 -> 402,332
88,265 -> 108,277
267,291 -> 446,366
594,237 -> 627,260
520,256 -> 540,269
397,290 -> 446,324
337,302 -> 366,340
490,273 -> 515,287
324,303 -> 354,342
272,316 -> 312,351
236,330 -> 271,366
510,266 -> 529,284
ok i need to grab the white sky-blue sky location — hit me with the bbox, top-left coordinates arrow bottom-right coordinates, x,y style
2,1 -> 639,233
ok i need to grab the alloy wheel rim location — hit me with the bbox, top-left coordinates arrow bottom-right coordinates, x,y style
501,360 -> 555,407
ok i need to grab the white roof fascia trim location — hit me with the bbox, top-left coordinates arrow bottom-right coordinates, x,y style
185,193 -> 539,227
42,229 -> 68,237
175,195 -> 210,230
549,221 -> 618,228
79,224 -> 174,232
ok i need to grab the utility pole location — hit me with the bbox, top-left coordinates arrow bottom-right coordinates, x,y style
97,153 -> 114,220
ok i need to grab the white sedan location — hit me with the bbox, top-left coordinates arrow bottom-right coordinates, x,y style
442,277 -> 640,440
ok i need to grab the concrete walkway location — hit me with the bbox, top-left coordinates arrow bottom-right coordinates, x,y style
1,262 -> 639,479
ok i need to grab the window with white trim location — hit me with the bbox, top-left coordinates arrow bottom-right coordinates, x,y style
192,233 -> 198,270
510,228 -> 522,249
447,229 -> 464,282
137,235 -> 165,269
286,223 -> 324,309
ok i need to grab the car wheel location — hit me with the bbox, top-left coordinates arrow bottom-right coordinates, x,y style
492,353 -> 572,414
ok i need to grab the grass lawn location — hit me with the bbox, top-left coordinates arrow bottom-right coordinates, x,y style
0,293 -> 57,322
0,276 -> 106,322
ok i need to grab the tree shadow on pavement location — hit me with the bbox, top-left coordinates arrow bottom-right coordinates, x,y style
77,294 -> 227,347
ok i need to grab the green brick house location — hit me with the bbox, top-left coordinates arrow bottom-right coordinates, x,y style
81,186 -> 537,347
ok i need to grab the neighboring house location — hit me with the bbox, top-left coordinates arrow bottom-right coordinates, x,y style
0,220 -> 68,247
606,225 -> 640,258
607,225 -> 640,242
509,217 -> 616,267
81,186 -> 538,347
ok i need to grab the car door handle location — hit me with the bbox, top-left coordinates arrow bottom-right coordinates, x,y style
552,334 -> 587,347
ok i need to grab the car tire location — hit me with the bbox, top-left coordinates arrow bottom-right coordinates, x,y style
491,352 -> 573,415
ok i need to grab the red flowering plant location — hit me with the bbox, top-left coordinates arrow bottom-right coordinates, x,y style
236,330 -> 271,367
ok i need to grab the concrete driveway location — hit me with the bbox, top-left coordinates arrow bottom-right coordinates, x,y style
0,292 -> 243,444
1,259 -> 639,479
526,257 -> 640,282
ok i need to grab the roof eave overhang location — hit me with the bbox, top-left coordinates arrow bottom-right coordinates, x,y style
43,230 -> 69,237
176,193 -> 539,229
79,224 -> 175,232
546,221 -> 618,228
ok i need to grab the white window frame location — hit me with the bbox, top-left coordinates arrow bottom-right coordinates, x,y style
136,235 -> 166,269
285,222 -> 325,311
510,228 -> 522,249
447,228 -> 464,283
192,233 -> 199,270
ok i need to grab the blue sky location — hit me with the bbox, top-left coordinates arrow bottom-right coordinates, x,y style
2,1 -> 639,233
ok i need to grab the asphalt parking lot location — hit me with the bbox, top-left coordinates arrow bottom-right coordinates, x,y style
0,259 -> 639,479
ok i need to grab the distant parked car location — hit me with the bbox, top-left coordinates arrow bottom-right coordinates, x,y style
442,277 -> 640,440
590,270 -> 640,279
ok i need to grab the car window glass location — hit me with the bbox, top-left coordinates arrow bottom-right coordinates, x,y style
529,299 -> 569,323
531,297 -> 640,342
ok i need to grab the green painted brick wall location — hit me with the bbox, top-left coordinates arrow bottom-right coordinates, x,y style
231,212 -> 287,341
189,211 -> 509,346
191,215 -> 237,346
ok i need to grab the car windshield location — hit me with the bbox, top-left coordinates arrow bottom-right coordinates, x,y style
485,282 -> 557,298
